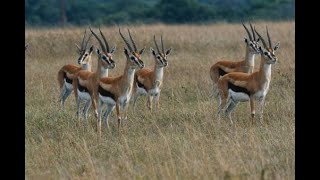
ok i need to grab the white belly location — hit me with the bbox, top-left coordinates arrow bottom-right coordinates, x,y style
77,89 -> 91,100
136,86 -> 147,95
229,89 -> 250,102
99,94 -> 116,105
119,93 -> 131,106
148,87 -> 160,96
64,80 -> 73,90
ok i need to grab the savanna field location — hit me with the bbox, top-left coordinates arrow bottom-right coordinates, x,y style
25,21 -> 295,179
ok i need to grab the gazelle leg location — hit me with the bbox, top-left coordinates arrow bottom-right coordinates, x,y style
97,99 -> 103,137
257,97 -> 266,124
154,93 -> 160,111
225,98 -> 238,122
83,99 -> 92,121
103,104 -> 115,129
76,96 -> 81,121
116,103 -> 121,132
147,95 -> 153,111
250,96 -> 256,125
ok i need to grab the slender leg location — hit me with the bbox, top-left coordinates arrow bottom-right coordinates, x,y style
83,99 -> 92,121
76,96 -> 81,121
147,95 -> 153,111
225,98 -> 238,122
116,102 -> 121,132
60,84 -> 67,109
154,93 -> 160,111
257,97 -> 266,124
91,93 -> 98,118
103,104 -> 115,129
62,88 -> 72,108
97,99 -> 103,137
217,92 -> 230,123
250,96 -> 256,125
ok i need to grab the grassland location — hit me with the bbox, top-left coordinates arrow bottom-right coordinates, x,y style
25,21 -> 295,179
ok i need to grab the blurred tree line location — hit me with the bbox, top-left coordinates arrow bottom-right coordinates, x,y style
25,0 -> 295,26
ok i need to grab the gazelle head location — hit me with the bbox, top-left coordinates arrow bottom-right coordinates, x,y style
119,28 -> 145,69
89,27 -> 116,69
75,29 -> 94,65
242,22 -> 261,54
151,35 -> 172,68
255,26 -> 280,64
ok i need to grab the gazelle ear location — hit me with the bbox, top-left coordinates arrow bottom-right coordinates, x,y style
124,47 -> 129,57
166,48 -> 172,56
75,43 -> 81,52
150,47 -> 156,56
89,45 -> 94,53
273,42 -> 280,52
139,47 -> 145,55
110,45 -> 116,54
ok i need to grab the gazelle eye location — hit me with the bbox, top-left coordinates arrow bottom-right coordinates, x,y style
102,56 -> 107,60
157,56 -> 161,59
130,56 -> 135,60
264,52 -> 269,55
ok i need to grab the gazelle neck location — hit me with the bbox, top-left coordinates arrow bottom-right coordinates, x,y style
95,56 -> 103,80
122,61 -> 136,89
244,46 -> 255,73
81,56 -> 92,71
258,56 -> 272,85
153,64 -> 164,82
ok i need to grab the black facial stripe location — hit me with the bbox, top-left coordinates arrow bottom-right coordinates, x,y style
228,82 -> 251,96
64,72 -> 72,84
77,79 -> 89,93
137,80 -> 147,90
98,85 -> 115,100
218,68 -> 227,77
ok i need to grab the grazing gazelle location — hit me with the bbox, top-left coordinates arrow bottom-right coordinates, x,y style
216,26 -> 280,124
97,28 -> 145,135
57,29 -> 93,109
210,22 -> 260,96
132,35 -> 172,111
73,27 -> 116,120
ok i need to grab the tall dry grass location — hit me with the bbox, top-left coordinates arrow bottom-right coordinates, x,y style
25,21 -> 295,179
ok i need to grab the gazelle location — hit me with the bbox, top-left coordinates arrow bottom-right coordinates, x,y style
97,28 -> 145,135
57,29 -> 93,109
210,22 -> 260,96
132,35 -> 172,111
73,27 -> 116,120
216,26 -> 280,124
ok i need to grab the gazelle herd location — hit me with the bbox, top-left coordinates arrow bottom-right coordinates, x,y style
53,22 -> 279,135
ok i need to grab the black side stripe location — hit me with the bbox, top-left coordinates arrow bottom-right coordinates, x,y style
228,82 -> 251,96
219,68 -> 227,77
137,80 -> 147,90
98,85 -> 115,101
64,72 -> 73,84
77,79 -> 89,93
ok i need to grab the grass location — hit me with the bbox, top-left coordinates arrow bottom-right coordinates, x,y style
25,21 -> 295,179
